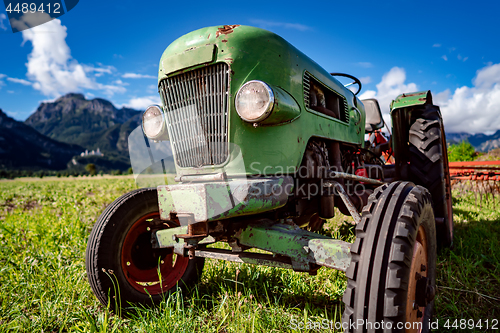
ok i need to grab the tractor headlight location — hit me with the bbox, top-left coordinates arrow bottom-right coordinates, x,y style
142,105 -> 166,140
235,80 -> 274,123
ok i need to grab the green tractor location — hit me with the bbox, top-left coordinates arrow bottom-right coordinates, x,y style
86,25 -> 453,332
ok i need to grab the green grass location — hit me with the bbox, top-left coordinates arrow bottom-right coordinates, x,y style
0,178 -> 498,332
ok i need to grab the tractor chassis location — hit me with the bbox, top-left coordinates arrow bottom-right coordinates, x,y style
151,172 -> 382,274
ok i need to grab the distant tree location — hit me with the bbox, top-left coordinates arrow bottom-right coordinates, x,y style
448,141 -> 476,162
128,167 -> 133,175
85,163 -> 97,175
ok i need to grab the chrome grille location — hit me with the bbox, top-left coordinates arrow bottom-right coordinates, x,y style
159,63 -> 229,167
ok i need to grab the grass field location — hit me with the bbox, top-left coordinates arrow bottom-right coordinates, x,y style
0,177 -> 498,332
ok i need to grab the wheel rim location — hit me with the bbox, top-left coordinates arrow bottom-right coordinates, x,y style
406,225 -> 430,333
121,212 -> 189,294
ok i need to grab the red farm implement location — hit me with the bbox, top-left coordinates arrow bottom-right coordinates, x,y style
449,160 -> 500,206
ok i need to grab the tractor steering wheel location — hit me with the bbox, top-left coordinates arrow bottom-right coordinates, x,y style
330,73 -> 362,95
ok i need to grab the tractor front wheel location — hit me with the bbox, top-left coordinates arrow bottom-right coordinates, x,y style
85,188 -> 204,312
342,181 -> 437,332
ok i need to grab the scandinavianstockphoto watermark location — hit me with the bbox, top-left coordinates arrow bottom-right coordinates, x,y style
289,318 -> 441,331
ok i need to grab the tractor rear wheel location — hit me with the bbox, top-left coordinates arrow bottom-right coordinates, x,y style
342,181 -> 437,333
85,188 -> 204,312
408,107 -> 453,247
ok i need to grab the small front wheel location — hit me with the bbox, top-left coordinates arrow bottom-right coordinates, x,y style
85,188 -> 204,311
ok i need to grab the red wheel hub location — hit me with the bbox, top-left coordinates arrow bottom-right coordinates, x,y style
121,212 -> 189,294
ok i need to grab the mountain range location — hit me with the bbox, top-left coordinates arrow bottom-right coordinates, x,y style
1,93 -> 143,171
446,131 -> 500,152
1,92 -> 500,172
0,108 -> 82,170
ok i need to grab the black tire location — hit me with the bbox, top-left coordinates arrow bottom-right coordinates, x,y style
85,188 -> 204,312
342,181 -> 437,333
408,106 -> 453,247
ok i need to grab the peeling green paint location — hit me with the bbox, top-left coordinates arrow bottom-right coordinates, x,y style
158,25 -> 366,177
390,90 -> 432,111
236,221 -> 351,271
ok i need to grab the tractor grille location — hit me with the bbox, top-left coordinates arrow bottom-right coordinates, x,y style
159,63 -> 229,167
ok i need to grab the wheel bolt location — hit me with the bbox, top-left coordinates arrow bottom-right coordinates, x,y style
417,310 -> 423,318
147,227 -> 151,231
421,264 -> 427,272
415,272 -> 422,280
126,262 -> 131,266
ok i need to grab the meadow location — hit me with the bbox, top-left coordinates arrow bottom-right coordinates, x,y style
0,177 -> 498,332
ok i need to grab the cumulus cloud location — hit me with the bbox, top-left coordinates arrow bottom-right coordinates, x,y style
442,55 -> 448,61
7,77 -> 32,86
16,13 -> 124,97
360,76 -> 372,84
433,43 -> 441,47
122,73 -> 156,79
438,63 -> 500,133
357,62 -> 373,68
359,67 -> 418,118
0,13 -> 7,31
249,19 -> 311,31
123,96 -> 161,110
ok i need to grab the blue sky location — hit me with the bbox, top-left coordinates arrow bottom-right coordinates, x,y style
1,0 -> 500,133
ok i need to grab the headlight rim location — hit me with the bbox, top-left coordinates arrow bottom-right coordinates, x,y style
141,104 -> 166,140
235,80 -> 275,123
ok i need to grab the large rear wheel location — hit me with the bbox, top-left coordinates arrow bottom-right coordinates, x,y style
342,181 -> 437,332
408,107 -> 453,247
85,188 -> 204,312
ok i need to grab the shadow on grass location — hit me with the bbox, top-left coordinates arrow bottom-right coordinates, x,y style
436,205 -> 500,323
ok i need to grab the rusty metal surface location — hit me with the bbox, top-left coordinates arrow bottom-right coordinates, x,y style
236,220 -> 352,272
154,224 -> 216,254
325,181 -> 362,224
195,248 -> 293,269
157,176 -> 294,224
215,24 -> 240,37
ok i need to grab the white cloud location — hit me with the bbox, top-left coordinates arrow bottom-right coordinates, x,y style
16,13 -> 124,97
360,76 -> 372,84
442,55 -> 448,61
113,79 -> 129,86
359,67 -> 418,117
438,63 -> 500,133
7,90 -> 14,94
0,13 -> 7,31
433,43 -> 441,47
249,19 -> 311,31
123,96 -> 161,110
122,73 -> 156,79
84,63 -> 115,77
357,62 -> 373,68
7,77 -> 32,86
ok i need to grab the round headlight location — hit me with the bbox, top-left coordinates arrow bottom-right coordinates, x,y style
235,80 -> 274,122
142,105 -> 165,139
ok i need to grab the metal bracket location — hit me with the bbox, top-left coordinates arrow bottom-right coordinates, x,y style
235,221 -> 352,272
324,180 -> 362,224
